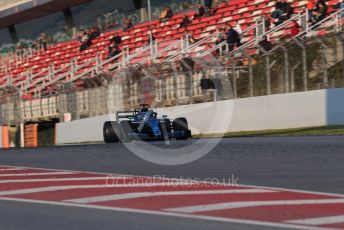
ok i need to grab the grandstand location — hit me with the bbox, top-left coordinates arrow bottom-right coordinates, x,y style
0,0 -> 344,146
0,0 -> 341,90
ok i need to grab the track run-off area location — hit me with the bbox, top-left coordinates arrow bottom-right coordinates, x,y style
0,136 -> 344,230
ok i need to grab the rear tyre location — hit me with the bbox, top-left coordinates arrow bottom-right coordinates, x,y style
120,120 -> 132,142
173,117 -> 190,140
103,121 -> 120,143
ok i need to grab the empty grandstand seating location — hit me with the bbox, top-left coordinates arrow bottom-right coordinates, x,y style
0,0 -> 342,96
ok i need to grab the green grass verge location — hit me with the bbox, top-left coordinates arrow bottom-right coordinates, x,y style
192,126 -> 344,138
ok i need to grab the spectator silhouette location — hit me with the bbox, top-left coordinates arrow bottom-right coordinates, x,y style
108,45 -> 121,58
35,33 -> 50,51
110,34 -> 122,46
216,28 -> 226,44
215,28 -> 227,54
180,16 -> 191,28
148,32 -> 156,45
290,20 -> 301,37
307,0 -> 316,22
258,36 -> 273,53
204,0 -> 213,12
194,5 -> 205,19
160,7 -> 173,22
316,0 -> 327,11
279,0 -> 294,19
272,0 -> 294,25
314,3 -> 327,23
226,25 -> 239,52
262,14 -> 271,31
271,6 -> 284,25
89,26 -> 100,39
235,23 -> 242,47
79,32 -> 92,51
122,18 -> 133,32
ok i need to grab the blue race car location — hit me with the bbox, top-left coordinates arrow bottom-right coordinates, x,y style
103,104 -> 191,143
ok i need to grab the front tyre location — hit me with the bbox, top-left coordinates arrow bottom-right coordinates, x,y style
173,117 -> 191,140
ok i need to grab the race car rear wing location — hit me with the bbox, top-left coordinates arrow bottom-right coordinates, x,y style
116,111 -> 137,121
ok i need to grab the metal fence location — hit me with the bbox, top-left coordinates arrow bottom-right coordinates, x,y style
0,57 -> 232,125
226,32 -> 344,98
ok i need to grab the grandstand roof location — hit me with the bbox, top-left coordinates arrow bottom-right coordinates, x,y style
0,0 -> 92,29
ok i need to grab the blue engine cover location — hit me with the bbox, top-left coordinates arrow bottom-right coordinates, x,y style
148,119 -> 161,136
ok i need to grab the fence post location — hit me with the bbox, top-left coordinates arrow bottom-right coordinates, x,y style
255,17 -> 265,40
48,64 -> 54,81
293,38 -> 308,91
28,68 -> 33,83
277,43 -> 290,93
300,11 -> 308,31
66,86 -> 79,120
335,33 -> 344,84
149,31 -> 154,58
161,74 -> 166,107
185,34 -> 190,53
290,61 -> 301,92
95,53 -> 102,74
124,47 -> 130,67
72,27 -> 77,39
150,40 -> 157,63
14,92 -> 22,125
257,43 -> 273,95
170,62 -> 180,106
315,37 -> 329,88
6,73 -> 12,86
20,123 -> 24,147
70,59 -> 77,81
255,18 -> 259,40
181,36 -> 185,54
4,96 -> 10,125
265,55 -> 271,95
242,51 -> 254,97
231,62 -> 237,99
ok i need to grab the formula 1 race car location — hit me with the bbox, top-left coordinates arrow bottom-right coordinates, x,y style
103,104 -> 191,143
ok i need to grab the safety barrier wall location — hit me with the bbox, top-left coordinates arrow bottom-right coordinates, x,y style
24,124 -> 38,147
56,88 -> 344,144
0,126 -> 9,148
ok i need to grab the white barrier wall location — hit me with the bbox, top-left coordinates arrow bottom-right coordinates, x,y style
56,88 -> 344,144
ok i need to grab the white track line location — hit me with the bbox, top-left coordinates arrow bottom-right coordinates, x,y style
0,196 -> 332,230
165,199 -> 344,213
65,188 -> 277,204
0,176 -> 128,184
0,182 -> 195,196
0,168 -> 25,171
286,215 -> 344,226
0,166 -> 17,169
0,172 -> 77,177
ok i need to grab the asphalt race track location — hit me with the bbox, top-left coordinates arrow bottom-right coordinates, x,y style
0,136 -> 344,230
